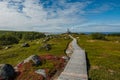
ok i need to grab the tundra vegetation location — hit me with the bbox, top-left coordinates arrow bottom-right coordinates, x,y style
0,31 -> 120,80
0,31 -> 71,80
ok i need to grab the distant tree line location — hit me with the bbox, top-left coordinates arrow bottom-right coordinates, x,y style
107,33 -> 120,36
0,31 -> 45,45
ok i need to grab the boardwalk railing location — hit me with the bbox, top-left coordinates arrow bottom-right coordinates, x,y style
57,35 -> 88,80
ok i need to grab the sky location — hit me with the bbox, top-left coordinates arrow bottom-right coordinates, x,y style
0,0 -> 120,32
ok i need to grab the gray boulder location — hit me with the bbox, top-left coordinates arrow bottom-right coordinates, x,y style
0,64 -> 15,80
35,69 -> 46,78
31,55 -> 42,66
24,55 -> 42,66
21,43 -> 30,47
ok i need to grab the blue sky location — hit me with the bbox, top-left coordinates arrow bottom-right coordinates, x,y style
0,0 -> 120,32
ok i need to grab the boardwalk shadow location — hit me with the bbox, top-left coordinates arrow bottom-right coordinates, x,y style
85,52 -> 91,80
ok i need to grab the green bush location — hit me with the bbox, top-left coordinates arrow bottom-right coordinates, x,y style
0,34 -> 19,45
0,31 -> 46,45
91,33 -> 106,40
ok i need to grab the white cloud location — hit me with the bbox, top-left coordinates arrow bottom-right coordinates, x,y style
0,0 -> 119,32
0,0 -> 91,32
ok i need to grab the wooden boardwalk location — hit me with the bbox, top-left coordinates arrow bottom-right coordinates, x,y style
57,36 -> 88,80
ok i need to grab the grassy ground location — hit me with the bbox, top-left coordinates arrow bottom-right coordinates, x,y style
0,33 -> 120,80
0,35 -> 71,66
74,35 -> 120,80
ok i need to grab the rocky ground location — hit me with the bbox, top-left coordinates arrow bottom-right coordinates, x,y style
0,54 -> 68,80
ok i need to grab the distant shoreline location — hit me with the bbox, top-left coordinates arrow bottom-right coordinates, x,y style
47,32 -> 120,35
0,30 -> 120,35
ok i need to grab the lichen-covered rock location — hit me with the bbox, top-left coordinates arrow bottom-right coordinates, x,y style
0,64 -> 15,80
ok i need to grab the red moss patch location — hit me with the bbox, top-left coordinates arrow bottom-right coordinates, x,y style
15,54 -> 66,80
